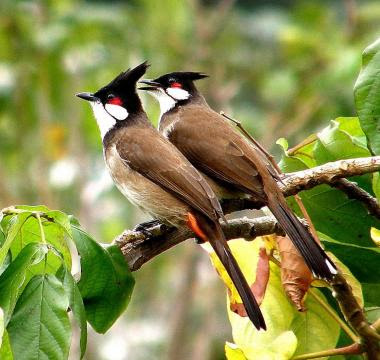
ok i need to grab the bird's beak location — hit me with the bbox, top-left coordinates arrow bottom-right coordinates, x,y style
138,79 -> 161,91
76,92 -> 99,102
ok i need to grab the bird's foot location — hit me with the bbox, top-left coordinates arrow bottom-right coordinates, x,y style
133,219 -> 166,239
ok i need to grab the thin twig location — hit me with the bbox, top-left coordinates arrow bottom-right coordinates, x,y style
331,178 -> 380,219
291,343 -> 362,360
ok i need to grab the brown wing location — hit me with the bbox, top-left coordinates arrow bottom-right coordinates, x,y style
167,105 -> 273,201
116,126 -> 224,221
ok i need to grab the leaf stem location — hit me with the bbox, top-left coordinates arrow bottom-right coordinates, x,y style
291,343 -> 362,359
308,289 -> 359,342
36,212 -> 48,271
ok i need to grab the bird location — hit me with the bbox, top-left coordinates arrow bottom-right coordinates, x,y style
76,62 -> 266,330
139,71 -> 337,280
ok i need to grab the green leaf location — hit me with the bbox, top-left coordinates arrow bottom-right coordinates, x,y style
0,330 -> 13,360
315,118 -> 370,163
57,267 -> 87,359
0,213 -> 32,267
291,290 -> 340,358
0,243 -> 48,326
45,210 -> 72,237
71,226 -> 135,333
320,233 -> 380,306
10,215 -> 71,275
354,38 -> 380,155
0,308 -> 4,347
7,275 -> 71,360
365,306 -> 380,323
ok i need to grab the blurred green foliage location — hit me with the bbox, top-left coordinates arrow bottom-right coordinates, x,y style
1,0 -> 380,359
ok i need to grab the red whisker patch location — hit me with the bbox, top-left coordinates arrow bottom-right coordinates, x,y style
171,82 -> 182,88
108,97 -> 123,106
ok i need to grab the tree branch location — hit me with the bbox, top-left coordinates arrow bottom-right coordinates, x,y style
115,156 -> 380,270
281,156 -> 380,196
115,215 -> 286,271
220,156 -> 380,215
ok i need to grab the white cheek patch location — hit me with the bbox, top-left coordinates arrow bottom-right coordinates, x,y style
105,103 -> 129,120
148,89 -> 176,115
90,101 -> 116,139
166,87 -> 190,101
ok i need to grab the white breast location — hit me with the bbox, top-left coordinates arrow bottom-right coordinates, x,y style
104,144 -> 188,225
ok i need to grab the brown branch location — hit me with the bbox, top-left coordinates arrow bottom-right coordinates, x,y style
115,156 -> 380,270
220,156 -> 380,216
115,215 -> 286,271
331,273 -> 380,358
330,178 -> 380,219
281,156 -> 380,196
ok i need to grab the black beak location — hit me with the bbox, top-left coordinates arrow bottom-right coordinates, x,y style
138,79 -> 161,91
76,92 -> 99,102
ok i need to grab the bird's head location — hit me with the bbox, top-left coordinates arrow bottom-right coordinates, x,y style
139,71 -> 208,113
76,61 -> 149,138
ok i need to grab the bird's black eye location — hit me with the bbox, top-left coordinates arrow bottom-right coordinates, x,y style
168,78 -> 176,84
107,94 -> 115,100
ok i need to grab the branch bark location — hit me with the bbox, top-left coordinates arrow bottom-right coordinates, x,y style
115,215 -> 286,271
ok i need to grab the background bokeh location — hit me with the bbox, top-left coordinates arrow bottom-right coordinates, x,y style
1,0 -> 380,359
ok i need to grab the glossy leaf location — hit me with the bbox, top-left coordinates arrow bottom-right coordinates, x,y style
57,267 -> 87,359
71,226 -> 135,333
320,232 -> 380,306
7,275 -> 71,360
290,290 -> 340,358
354,38 -> 380,155
10,215 -> 71,276
0,243 -> 48,326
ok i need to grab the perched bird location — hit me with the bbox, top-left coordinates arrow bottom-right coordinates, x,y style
76,63 -> 266,330
139,71 -> 337,280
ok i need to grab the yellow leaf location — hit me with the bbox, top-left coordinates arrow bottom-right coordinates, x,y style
201,238 -> 262,304
225,342 -> 247,360
370,227 -> 380,247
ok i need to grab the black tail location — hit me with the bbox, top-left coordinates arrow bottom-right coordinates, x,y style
197,216 -> 266,330
267,196 -> 337,280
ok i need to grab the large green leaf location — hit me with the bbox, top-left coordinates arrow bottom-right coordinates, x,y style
57,267 -> 87,359
7,275 -> 71,360
354,38 -> 380,155
0,243 -> 47,326
71,226 -> 135,333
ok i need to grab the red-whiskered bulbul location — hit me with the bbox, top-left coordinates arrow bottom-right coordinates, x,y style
76,63 -> 266,330
139,71 -> 337,280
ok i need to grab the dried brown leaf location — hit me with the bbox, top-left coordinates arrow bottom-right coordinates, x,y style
277,235 -> 312,312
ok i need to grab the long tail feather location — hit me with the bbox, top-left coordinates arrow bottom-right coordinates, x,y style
193,215 -> 266,330
267,197 -> 337,280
